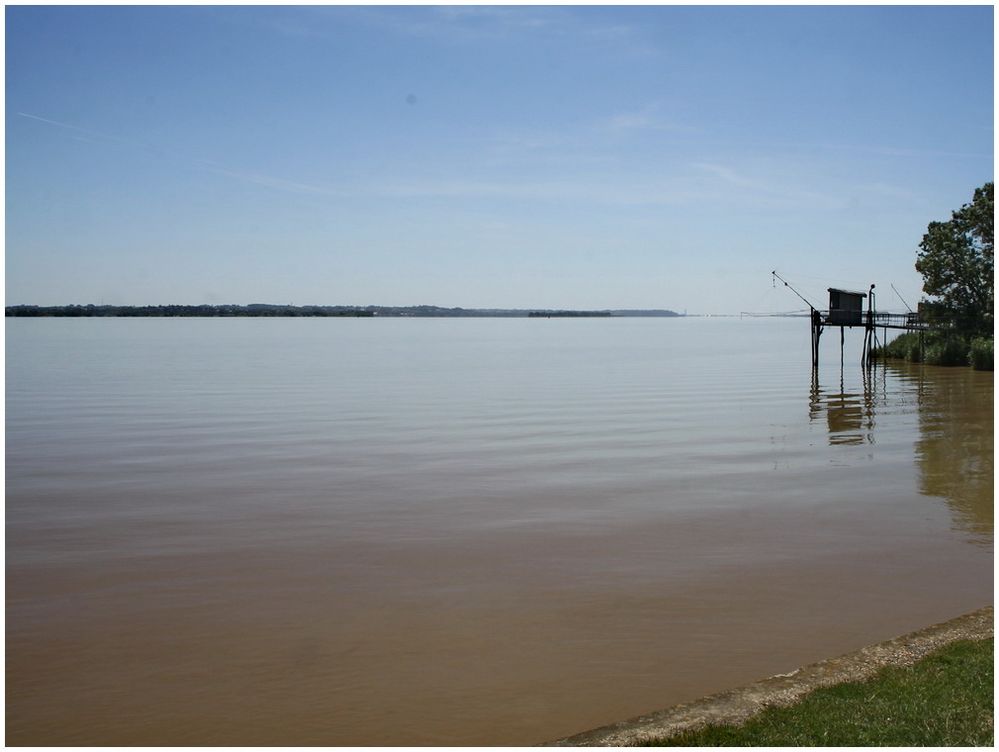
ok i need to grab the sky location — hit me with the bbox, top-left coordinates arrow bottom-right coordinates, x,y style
5,4 -> 995,314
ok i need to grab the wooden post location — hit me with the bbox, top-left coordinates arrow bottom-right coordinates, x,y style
811,323 -> 817,369
863,284 -> 876,369
810,308 -> 822,369
810,310 -> 815,368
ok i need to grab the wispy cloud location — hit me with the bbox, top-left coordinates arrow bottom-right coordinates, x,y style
819,142 -> 993,161
432,6 -> 554,32
607,113 -> 656,130
370,176 -> 717,207
366,172 -> 852,212
693,162 -> 765,190
602,111 -> 698,134
16,111 -> 342,198
692,161 -> 847,210
852,182 -> 919,201
194,162 -> 346,197
15,111 -> 849,212
470,109 -> 698,170
339,5 -> 655,55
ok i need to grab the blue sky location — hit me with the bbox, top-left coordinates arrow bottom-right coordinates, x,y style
5,5 -> 994,313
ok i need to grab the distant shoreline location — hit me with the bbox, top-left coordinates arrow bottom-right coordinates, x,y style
5,304 -> 682,318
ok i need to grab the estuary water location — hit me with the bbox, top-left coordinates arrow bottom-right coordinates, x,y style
6,317 -> 993,745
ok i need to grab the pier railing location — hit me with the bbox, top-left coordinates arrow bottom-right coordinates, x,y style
819,310 -> 927,331
871,312 -> 927,330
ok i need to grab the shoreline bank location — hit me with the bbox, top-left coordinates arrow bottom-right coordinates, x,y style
544,606 -> 993,746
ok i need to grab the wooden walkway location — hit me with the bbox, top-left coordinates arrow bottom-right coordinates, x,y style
818,311 -> 928,331
811,309 -> 930,368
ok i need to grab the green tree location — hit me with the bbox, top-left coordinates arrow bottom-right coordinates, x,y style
915,183 -> 994,335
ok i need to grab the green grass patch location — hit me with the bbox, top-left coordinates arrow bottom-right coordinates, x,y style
969,337 -> 994,371
646,638 -> 993,747
874,331 -> 923,361
873,332 -> 994,370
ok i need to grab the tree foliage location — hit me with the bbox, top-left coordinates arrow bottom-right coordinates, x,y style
915,183 -> 994,335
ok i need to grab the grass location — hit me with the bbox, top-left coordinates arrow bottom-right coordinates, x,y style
645,638 -> 993,747
969,336 -> 994,370
873,331 -> 994,370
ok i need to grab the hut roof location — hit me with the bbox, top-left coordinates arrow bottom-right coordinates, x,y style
827,288 -> 867,298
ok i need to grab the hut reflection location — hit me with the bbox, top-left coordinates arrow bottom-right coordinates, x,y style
809,367 -> 876,445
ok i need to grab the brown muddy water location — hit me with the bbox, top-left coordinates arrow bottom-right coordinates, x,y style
5,317 -> 993,745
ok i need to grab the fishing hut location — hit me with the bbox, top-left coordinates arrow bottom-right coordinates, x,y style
814,286 -> 875,369
773,271 -> 928,369
827,288 -> 866,326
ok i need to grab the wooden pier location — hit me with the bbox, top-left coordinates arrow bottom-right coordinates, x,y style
772,273 -> 926,369
810,286 -> 928,369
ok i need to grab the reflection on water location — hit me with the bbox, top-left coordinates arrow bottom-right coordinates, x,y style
810,361 -> 993,542
907,364 -> 993,540
809,368 -> 876,446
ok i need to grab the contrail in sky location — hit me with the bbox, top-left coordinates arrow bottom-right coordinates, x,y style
17,111 -> 124,142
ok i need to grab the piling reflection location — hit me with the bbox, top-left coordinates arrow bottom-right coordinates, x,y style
809,367 -> 876,445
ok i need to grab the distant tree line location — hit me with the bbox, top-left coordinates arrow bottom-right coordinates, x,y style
6,304 -> 680,318
528,310 -> 612,317
5,304 -> 374,317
